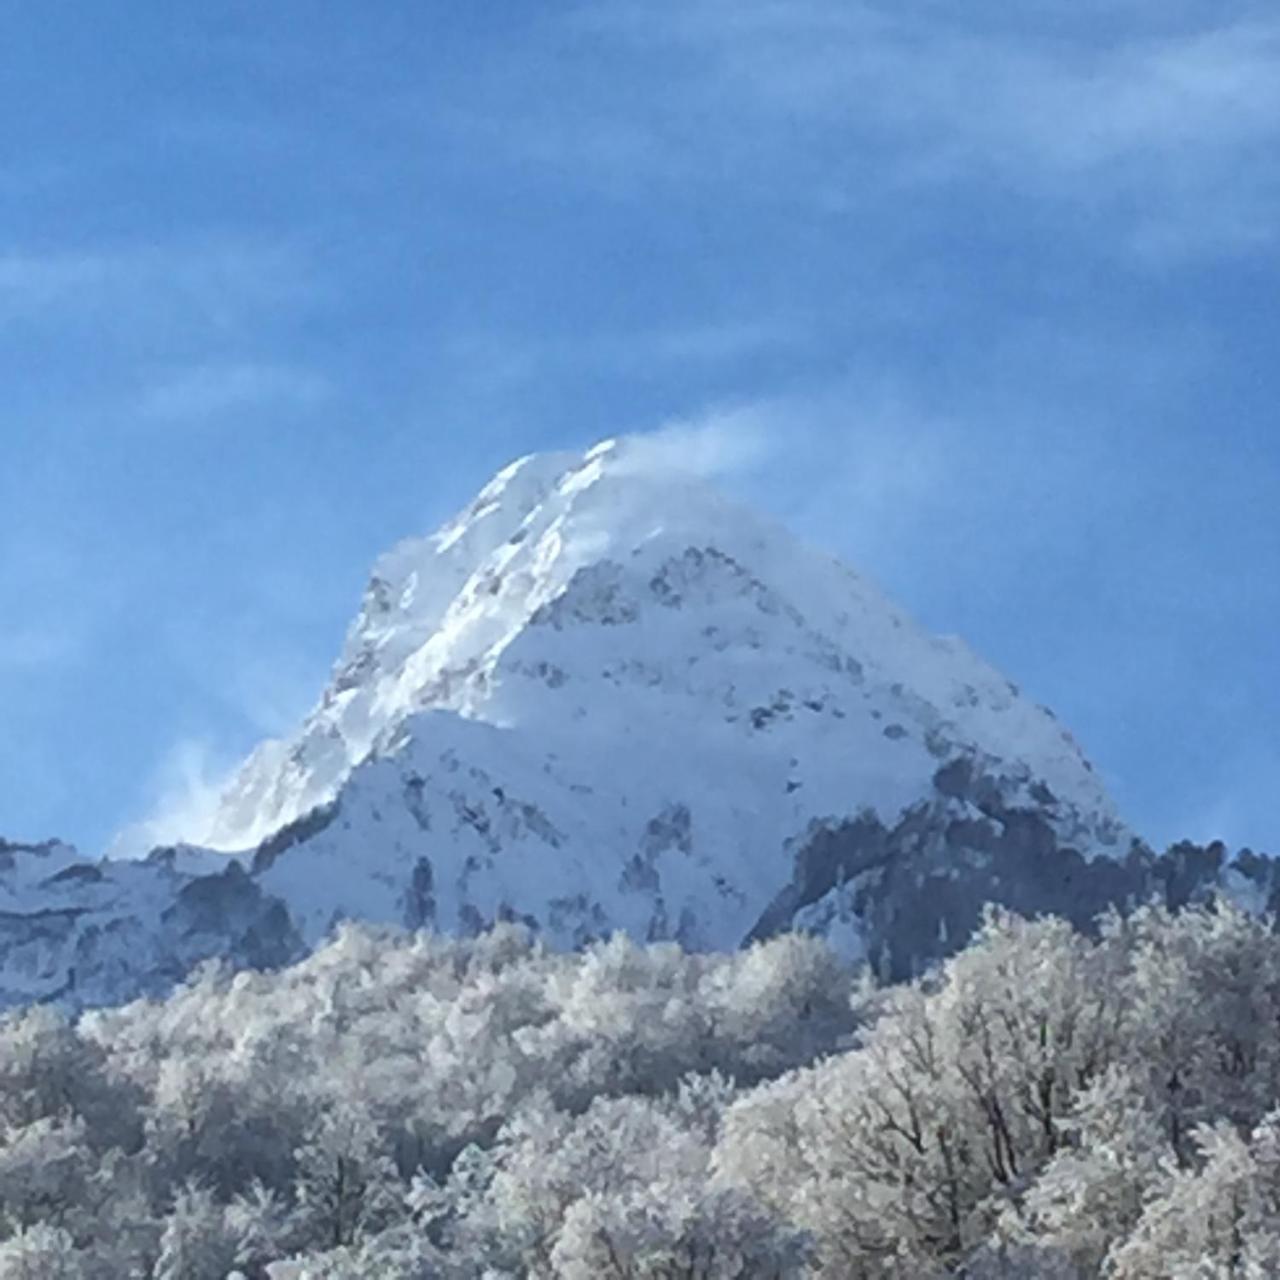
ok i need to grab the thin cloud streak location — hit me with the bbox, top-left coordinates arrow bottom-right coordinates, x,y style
621,403 -> 781,478
440,319 -> 806,395
110,738 -> 238,857
0,239 -> 317,327
140,362 -> 331,423
0,541 -> 112,675
546,2 -> 1280,256
0,625 -> 84,672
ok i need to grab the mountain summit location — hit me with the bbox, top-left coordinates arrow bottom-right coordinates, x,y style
1,439 -> 1146,1006
202,439 -> 1124,950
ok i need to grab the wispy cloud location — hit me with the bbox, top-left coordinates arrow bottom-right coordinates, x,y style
110,738 -> 238,857
139,361 -> 331,423
615,320 -> 802,365
0,541 -> 107,674
443,318 -> 803,392
620,401 -> 781,478
617,390 -> 959,564
0,238 -> 315,327
104,568 -> 336,857
516,2 -> 1280,258
0,624 -> 84,672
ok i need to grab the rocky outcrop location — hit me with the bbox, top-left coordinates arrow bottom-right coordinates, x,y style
0,756 -> 1268,1010
759,758 -> 1271,982
0,843 -> 303,1009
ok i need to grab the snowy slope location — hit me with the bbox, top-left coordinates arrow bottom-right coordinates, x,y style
0,439 -> 1135,1006
0,837 -> 295,1007
204,439 -> 1124,951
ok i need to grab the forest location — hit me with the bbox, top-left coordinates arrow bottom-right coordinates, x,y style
3,901 -> 1280,1277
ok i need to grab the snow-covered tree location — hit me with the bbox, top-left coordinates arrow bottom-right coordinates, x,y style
153,1181 -> 243,1280
293,1104 -> 402,1251
1106,1111 -> 1280,1278
0,1224 -> 88,1280
3,902 -> 1279,1275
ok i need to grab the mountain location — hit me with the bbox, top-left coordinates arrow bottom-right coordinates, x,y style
6,437 -> 1260,1009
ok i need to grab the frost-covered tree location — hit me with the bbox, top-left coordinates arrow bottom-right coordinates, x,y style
153,1181 -> 243,1280
0,1117 -> 92,1233
293,1105 -> 402,1250
550,1183 -> 808,1279
0,1224 -> 87,1280
1119,902 -> 1280,1162
0,1005 -> 138,1150
1106,1112 -> 1280,1278
4,900 -> 1280,1275
999,1067 -> 1168,1274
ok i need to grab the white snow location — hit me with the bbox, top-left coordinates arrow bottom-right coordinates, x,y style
194,438 -> 1125,951
0,438 -> 1133,1003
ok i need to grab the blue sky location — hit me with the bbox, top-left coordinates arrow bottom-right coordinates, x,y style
2,1 -> 1277,857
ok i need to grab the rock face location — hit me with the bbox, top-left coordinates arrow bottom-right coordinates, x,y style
4,437 -> 1237,1009
755,773 -> 1274,984
0,839 -> 301,1008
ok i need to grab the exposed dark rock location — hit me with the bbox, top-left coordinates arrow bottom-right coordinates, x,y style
161,861 -> 304,971
751,756 -> 1279,983
0,839 -> 67,873
0,838 -> 65,856
251,801 -> 341,874
1155,839 -> 1228,911
531,562 -> 639,628
495,902 -> 539,931
332,648 -> 377,694
642,803 -> 693,857
747,811 -> 891,943
403,857 -> 437,930
621,853 -> 660,894
41,863 -> 105,887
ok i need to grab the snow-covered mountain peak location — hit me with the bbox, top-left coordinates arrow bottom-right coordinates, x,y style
0,437 -> 1156,1007
200,439 -> 1122,878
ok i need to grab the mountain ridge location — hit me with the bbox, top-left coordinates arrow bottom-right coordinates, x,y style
0,438 -> 1215,1008
204,439 -> 1122,857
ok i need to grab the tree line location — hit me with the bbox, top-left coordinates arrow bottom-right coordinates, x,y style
2,899 -> 1280,1276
